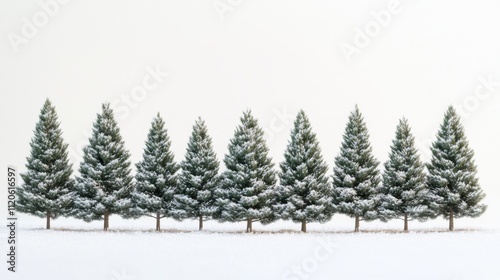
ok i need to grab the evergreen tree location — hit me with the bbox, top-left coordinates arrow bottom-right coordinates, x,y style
131,113 -> 179,231
427,106 -> 486,231
276,110 -> 332,233
216,110 -> 277,233
18,99 -> 74,229
73,103 -> 133,231
172,117 -> 220,230
332,105 -> 380,232
378,118 -> 433,231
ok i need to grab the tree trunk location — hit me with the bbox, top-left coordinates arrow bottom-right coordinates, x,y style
246,218 -> 253,233
199,216 -> 203,231
103,210 -> 109,231
354,215 -> 360,232
301,220 -> 307,233
449,209 -> 454,231
404,214 -> 408,232
46,211 -> 51,230
156,212 -> 161,231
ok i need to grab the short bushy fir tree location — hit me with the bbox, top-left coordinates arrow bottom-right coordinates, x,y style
73,103 -> 133,231
172,117 -> 220,230
18,99 -> 74,229
275,110 -> 332,232
216,110 -> 277,233
332,106 -> 380,232
131,113 -> 178,231
378,118 -> 433,231
427,106 -> 486,231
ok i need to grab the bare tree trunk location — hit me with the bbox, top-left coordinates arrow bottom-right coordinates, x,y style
246,218 -> 252,233
354,215 -> 360,232
199,216 -> 203,231
449,209 -> 454,231
46,211 -> 51,230
301,220 -> 307,233
156,212 -> 161,231
404,214 -> 408,232
103,210 -> 109,231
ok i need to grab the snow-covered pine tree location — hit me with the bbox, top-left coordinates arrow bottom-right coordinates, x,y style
18,99 -> 74,229
378,118 -> 433,231
332,105 -> 380,232
73,103 -> 133,231
276,110 -> 332,233
172,117 -> 220,231
131,113 -> 179,231
216,110 -> 277,233
427,106 -> 486,231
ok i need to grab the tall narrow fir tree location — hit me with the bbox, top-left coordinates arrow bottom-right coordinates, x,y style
173,117 -> 220,230
18,99 -> 74,229
276,110 -> 332,232
332,106 -> 381,232
427,106 -> 486,231
216,110 -> 277,233
131,113 -> 179,231
378,118 -> 433,231
73,103 -> 134,231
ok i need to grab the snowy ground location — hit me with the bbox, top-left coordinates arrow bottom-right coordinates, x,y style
1,214 -> 499,280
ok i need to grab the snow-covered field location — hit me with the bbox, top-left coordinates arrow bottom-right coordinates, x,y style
1,214 -> 498,280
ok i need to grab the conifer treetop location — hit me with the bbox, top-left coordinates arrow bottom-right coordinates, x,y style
172,117 -> 220,222
332,105 -> 380,220
18,99 -> 74,219
379,117 -> 431,223
73,102 -> 133,222
132,112 -> 178,217
427,106 -> 486,218
217,110 -> 277,224
277,110 -> 332,224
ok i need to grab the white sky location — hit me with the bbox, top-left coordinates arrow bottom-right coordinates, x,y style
1,0 -> 499,226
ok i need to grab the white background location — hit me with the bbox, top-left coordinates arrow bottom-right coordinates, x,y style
1,0 -> 499,229
2,1 -> 500,279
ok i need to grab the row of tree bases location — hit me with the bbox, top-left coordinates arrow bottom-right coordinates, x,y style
17,100 -> 486,233
36,213 -> 472,234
